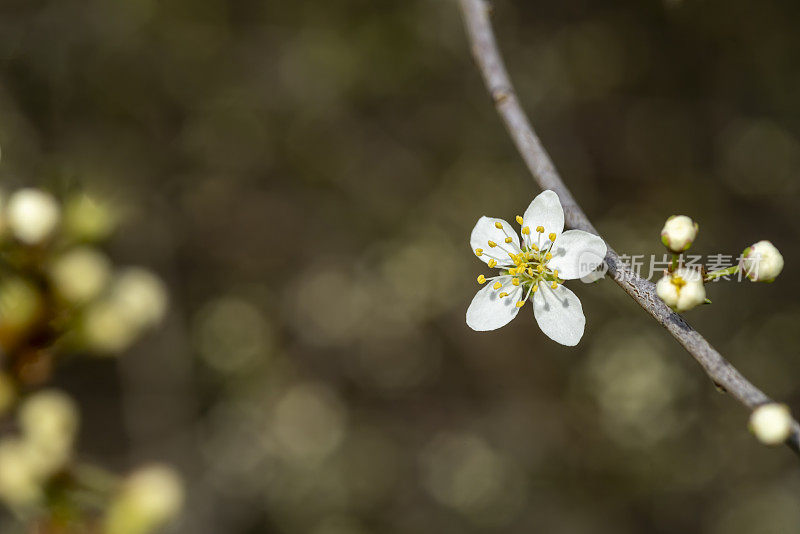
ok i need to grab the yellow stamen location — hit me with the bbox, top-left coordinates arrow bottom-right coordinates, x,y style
553,269 -> 559,278
551,281 -> 558,289
488,240 -> 497,248
498,292 -> 509,298
515,301 -> 525,308
504,237 -> 512,243
548,233 -> 557,242
494,222 -> 503,229
521,226 -> 530,235
488,259 -> 497,268
536,264 -> 544,273
477,275 -> 486,284
527,268 -> 534,276
515,215 -> 524,225
531,243 -> 539,251
531,283 -> 538,292
512,278 -> 520,286
536,226 -> 544,233
545,252 -> 552,261
475,248 -> 483,256
492,282 -> 502,290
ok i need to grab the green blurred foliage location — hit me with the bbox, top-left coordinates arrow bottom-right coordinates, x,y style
1,0 -> 800,532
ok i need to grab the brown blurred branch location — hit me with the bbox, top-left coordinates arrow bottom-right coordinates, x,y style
458,0 -> 800,456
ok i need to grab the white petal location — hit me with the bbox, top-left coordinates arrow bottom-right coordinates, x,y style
522,190 -> 564,248
548,230 -> 607,280
466,280 -> 524,331
532,284 -> 585,346
469,216 -> 521,267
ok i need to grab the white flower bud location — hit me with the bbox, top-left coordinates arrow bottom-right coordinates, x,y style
49,247 -> 112,304
83,299 -> 140,354
18,390 -> 79,477
111,268 -> 168,328
6,189 -> 60,245
749,403 -> 793,445
656,267 -> 706,312
105,464 -> 184,534
741,240 -> 784,282
0,439 -> 43,508
660,215 -> 698,253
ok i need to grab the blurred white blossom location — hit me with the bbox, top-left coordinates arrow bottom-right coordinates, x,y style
105,464 -> 184,534
6,189 -> 60,245
49,246 -> 112,304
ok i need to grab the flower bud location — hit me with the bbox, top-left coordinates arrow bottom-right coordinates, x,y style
18,390 -> 79,477
749,403 -> 792,445
660,215 -> 698,253
0,439 -> 43,508
6,189 -> 60,245
110,268 -> 168,328
655,267 -> 705,312
741,240 -> 784,282
82,299 -> 140,354
64,193 -> 116,242
49,247 -> 112,304
104,464 -> 184,534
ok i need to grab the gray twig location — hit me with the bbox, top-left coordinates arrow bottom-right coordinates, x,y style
458,0 -> 799,456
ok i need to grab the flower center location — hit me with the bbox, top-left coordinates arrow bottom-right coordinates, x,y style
474,218 -> 562,308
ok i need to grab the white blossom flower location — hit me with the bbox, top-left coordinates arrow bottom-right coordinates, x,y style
655,267 -> 705,312
466,190 -> 607,346
741,240 -> 784,282
6,188 -> 60,245
105,464 -> 184,534
749,403 -> 792,445
49,246 -> 112,304
660,215 -> 698,253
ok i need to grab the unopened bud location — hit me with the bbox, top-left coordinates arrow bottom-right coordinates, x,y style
660,215 -> 698,253
655,267 -> 705,312
749,403 -> 792,445
49,247 -> 112,304
105,464 -> 184,534
6,189 -> 60,245
741,240 -> 784,282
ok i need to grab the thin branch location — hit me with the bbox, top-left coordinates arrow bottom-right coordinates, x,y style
458,0 -> 800,456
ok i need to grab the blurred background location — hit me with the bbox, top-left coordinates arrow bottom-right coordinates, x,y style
0,0 -> 799,532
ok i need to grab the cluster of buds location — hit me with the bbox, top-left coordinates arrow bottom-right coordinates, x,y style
655,215 -> 784,313
0,188 -> 168,390
0,182 -> 181,531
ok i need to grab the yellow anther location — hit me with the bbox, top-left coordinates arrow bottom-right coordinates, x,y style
488,259 -> 497,268
545,252 -> 552,261
515,300 -> 525,308
494,221 -> 503,229
536,226 -> 544,233
553,269 -> 559,278
536,264 -> 544,273
521,226 -> 530,235
548,233 -> 557,242
531,283 -> 538,292
475,248 -> 483,256
531,243 -> 539,251
512,278 -> 520,286
492,281 -> 502,290
515,215 -> 524,225
504,236 -> 512,243
498,292 -> 509,298
488,240 -> 497,248
551,281 -> 558,289
527,268 -> 534,276
477,275 -> 486,284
